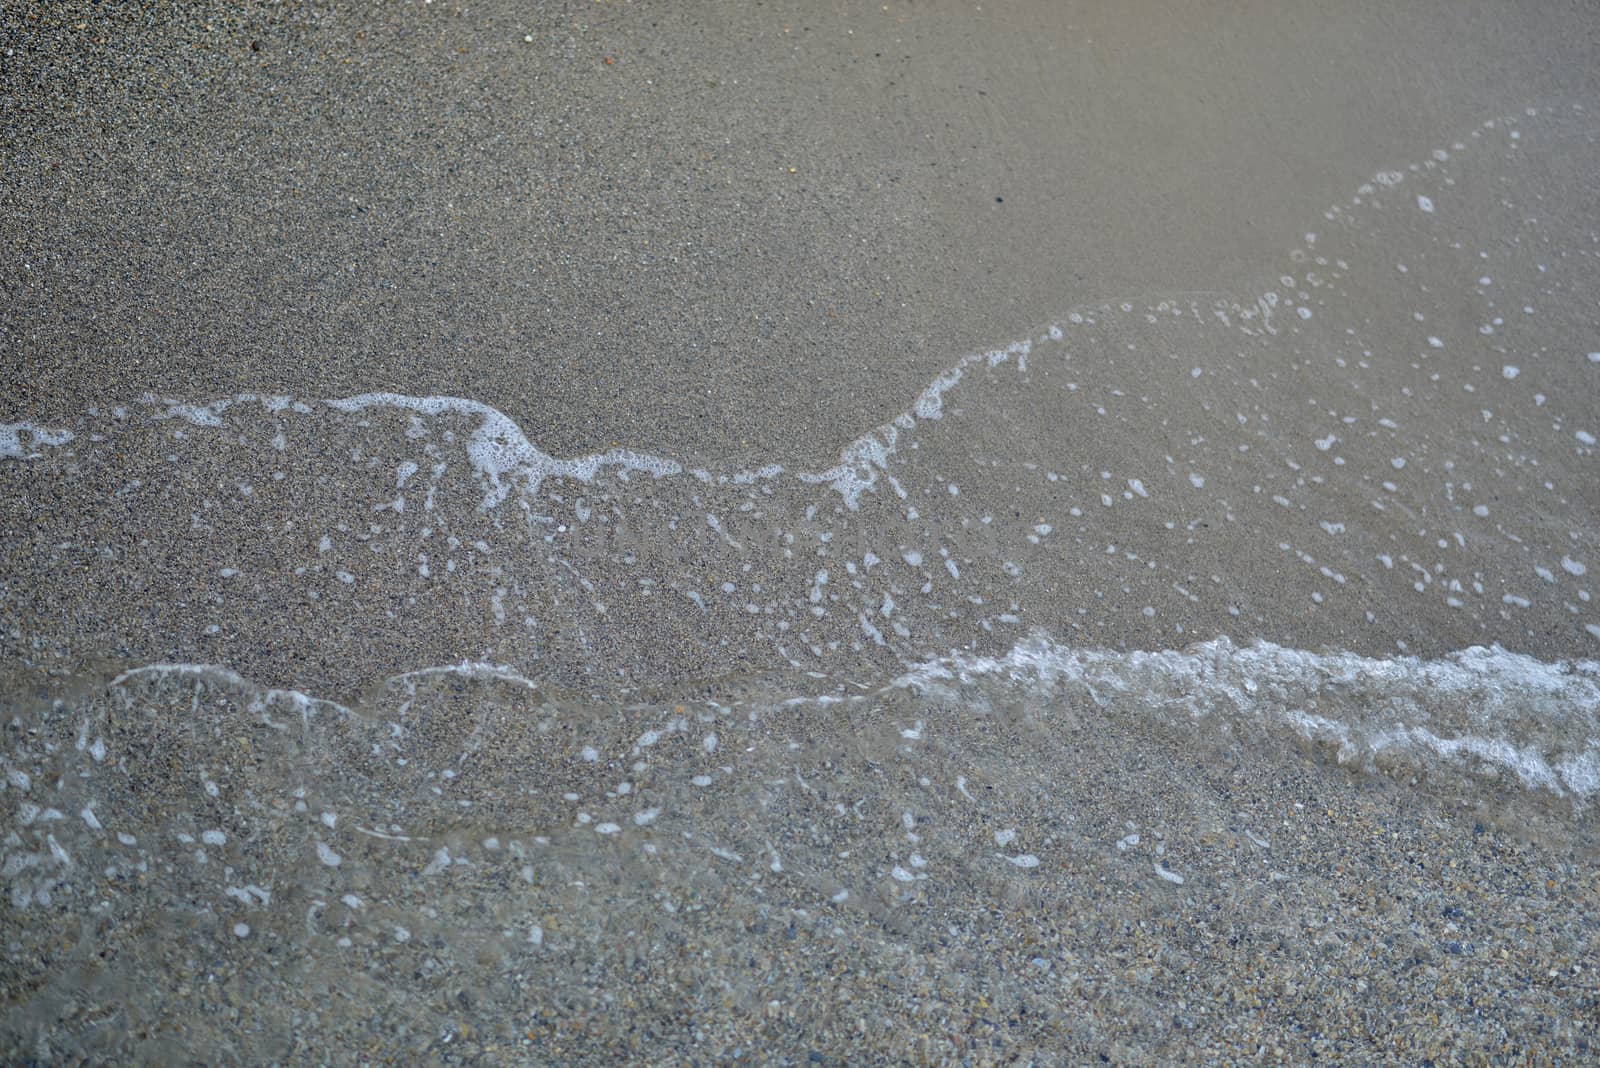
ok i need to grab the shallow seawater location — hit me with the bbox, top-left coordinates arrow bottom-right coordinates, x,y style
4,104 -> 1600,1062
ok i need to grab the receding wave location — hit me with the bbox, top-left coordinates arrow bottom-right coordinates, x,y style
897,634 -> 1600,801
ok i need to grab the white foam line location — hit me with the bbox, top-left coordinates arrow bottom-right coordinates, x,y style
133,330 -> 1058,514
108,660 -> 553,716
352,825 -> 429,843
385,660 -> 543,691
893,633 -> 1600,799
796,338 -> 1037,509
326,393 -> 682,509
0,422 -> 74,460
82,288 -> 1325,516
109,663 -> 353,719
111,660 -> 552,721
144,392 -> 305,426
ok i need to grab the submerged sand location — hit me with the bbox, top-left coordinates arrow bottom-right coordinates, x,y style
4,2 -> 1599,1064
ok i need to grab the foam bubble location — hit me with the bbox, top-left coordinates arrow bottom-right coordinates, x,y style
0,422 -> 74,460
326,394 -> 682,508
896,634 -> 1600,800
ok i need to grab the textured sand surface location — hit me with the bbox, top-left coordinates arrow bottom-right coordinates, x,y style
7,1 -> 1596,464
4,3 -> 1599,1065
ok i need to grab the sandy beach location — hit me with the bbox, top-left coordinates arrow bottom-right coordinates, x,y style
4,2 -> 1598,1064
7,1 -> 1596,465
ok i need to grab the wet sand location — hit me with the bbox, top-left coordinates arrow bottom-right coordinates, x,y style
4,2 -> 1600,1065
6,1 -> 1597,465
0,665 -> 1595,1064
